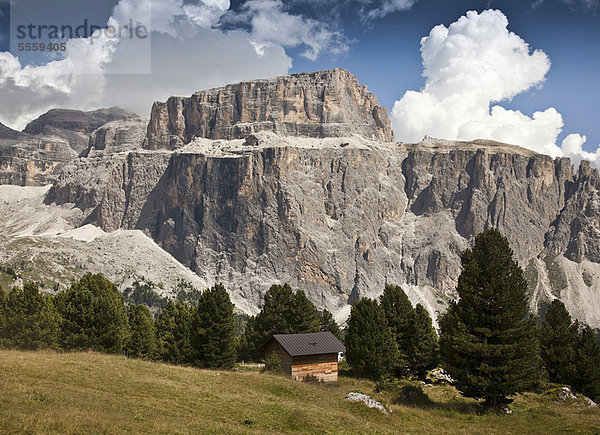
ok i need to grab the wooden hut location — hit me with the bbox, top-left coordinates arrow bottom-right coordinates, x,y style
259,332 -> 345,382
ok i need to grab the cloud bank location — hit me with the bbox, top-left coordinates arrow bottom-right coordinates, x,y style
533,0 -> 599,11
0,0 -> 345,129
391,9 -> 599,168
364,0 -> 419,19
226,0 -> 349,61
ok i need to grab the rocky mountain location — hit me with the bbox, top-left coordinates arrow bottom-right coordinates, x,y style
0,122 -> 24,141
23,107 -> 137,154
0,185 -> 208,299
82,117 -> 149,158
0,108 -> 143,186
0,137 -> 77,186
23,107 -> 136,135
144,68 -> 394,150
2,69 -> 600,327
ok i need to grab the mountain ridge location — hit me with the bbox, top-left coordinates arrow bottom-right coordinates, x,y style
1,69 -> 599,327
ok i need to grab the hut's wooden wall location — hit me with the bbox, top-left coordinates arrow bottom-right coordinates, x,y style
291,353 -> 339,382
263,341 -> 293,375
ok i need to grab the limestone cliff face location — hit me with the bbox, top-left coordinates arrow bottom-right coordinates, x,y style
23,107 -> 137,136
82,117 -> 149,158
47,151 -> 171,232
144,69 -> 394,150
14,70 -> 600,326
0,137 -> 77,186
46,134 -> 600,326
0,108 -> 139,186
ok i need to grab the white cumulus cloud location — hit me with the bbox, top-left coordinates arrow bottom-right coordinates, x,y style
0,0 -> 343,129
365,0 -> 419,19
227,0 -> 349,61
391,9 -> 599,167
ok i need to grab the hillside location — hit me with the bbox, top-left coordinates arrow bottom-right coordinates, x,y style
0,185 -> 209,301
0,350 -> 598,434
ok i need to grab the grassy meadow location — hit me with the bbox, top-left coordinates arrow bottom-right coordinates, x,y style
0,350 -> 598,434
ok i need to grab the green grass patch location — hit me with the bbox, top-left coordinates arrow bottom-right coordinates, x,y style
0,350 -> 598,433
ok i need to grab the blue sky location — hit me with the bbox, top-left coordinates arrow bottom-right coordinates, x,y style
279,0 -> 600,150
0,0 -> 598,162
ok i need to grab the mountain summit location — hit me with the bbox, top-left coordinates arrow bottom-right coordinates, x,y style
144,69 -> 394,150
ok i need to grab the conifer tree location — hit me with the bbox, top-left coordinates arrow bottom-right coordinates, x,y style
290,289 -> 321,333
126,304 -> 157,359
407,304 -> 439,379
0,282 -> 60,350
155,300 -> 193,364
345,298 -> 399,380
258,283 -> 297,334
191,283 -> 237,369
238,284 -> 320,361
439,229 -> 542,410
380,284 -> 415,375
55,273 -> 129,353
572,325 -> 600,401
319,309 -> 342,340
237,314 -> 259,362
539,299 -> 577,386
0,285 -> 6,345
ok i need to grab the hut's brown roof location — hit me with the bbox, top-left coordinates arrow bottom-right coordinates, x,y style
259,332 -> 345,356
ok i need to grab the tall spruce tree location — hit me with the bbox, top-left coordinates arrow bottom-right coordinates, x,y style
237,314 -> 259,362
345,298 -> 399,380
0,285 -> 6,346
573,325 -> 600,401
126,304 -> 157,359
319,309 -> 342,340
191,284 -> 237,369
0,282 -> 60,350
155,300 -> 193,364
439,229 -> 542,410
55,273 -> 129,353
238,284 -> 320,361
539,299 -> 577,386
407,304 -> 439,379
380,284 -> 415,375
290,289 -> 321,333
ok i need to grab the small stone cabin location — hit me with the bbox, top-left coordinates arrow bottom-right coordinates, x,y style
259,332 -> 346,382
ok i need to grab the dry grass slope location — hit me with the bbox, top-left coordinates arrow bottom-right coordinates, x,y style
0,350 -> 599,434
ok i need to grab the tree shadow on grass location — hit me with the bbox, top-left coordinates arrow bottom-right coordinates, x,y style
392,385 -> 481,415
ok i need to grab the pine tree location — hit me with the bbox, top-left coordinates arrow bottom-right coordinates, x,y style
155,300 -> 193,364
539,299 -> 577,386
55,273 -> 129,353
290,290 -> 321,333
237,314 -> 259,362
191,283 -> 237,369
0,285 -> 6,346
258,283 -> 297,334
407,304 -> 439,379
238,284 -> 321,361
345,298 -> 399,380
572,325 -> 600,401
380,284 -> 415,375
439,229 -> 542,410
319,309 -> 342,340
126,304 -> 157,359
0,282 -> 60,350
